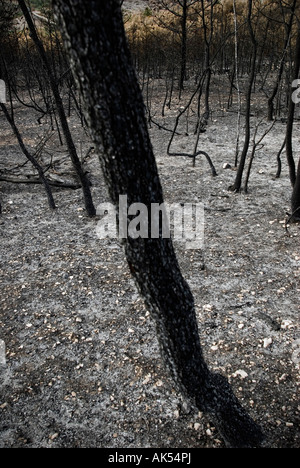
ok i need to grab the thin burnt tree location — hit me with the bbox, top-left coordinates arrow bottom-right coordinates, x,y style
284,21 -> 300,222
17,0 -> 96,217
285,24 -> 300,188
0,96 -> 56,210
229,0 -> 257,193
267,0 -> 297,122
153,0 -> 197,95
199,0 -> 215,119
52,0 -> 264,448
0,0 -> 55,212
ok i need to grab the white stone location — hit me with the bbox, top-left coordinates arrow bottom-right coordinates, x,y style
232,369 -> 248,379
0,340 -> 6,366
263,337 -> 272,348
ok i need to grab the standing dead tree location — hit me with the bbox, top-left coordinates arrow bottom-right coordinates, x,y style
229,0 -> 257,193
166,74 -> 218,174
53,0 -> 264,448
285,23 -> 300,221
266,0 -> 297,122
198,0 -> 215,120
0,100 -> 56,210
244,118 -> 276,193
232,0 -> 242,167
285,25 -> 300,188
153,0 -> 197,95
0,1 -> 55,213
17,0 -> 96,217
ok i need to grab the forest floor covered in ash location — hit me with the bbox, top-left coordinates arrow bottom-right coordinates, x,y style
0,76 -> 299,448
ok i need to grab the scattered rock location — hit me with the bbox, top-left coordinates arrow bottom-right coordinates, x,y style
263,337 -> 273,348
232,370 -> 248,379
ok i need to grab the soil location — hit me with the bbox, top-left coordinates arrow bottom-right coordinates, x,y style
0,36 -> 299,449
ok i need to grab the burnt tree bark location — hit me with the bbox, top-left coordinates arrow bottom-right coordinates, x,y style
52,0 -> 264,447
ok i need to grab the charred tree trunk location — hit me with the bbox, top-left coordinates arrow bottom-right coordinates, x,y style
229,0 -> 257,193
179,0 -> 188,94
285,26 -> 300,188
200,0 -> 213,119
17,0 -> 96,217
52,0 -> 264,448
0,102 -> 56,210
285,25 -> 300,220
267,0 -> 296,122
